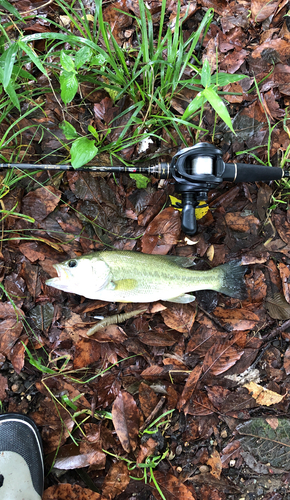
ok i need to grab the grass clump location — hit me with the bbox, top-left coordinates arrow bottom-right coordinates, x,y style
0,0 -> 246,168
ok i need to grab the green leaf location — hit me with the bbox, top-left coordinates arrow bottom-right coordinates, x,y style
59,72 -> 79,104
88,125 -> 99,140
12,66 -> 37,80
70,137 -> 98,169
59,120 -> 79,140
0,0 -> 22,19
203,86 -> 235,134
182,92 -> 206,120
90,53 -> 107,66
75,46 -> 92,70
213,73 -> 246,87
0,65 -> 20,110
60,50 -> 75,72
2,43 -> 18,89
129,173 -> 151,188
18,40 -> 48,77
201,58 -> 211,88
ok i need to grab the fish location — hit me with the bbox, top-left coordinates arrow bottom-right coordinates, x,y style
46,251 -> 247,303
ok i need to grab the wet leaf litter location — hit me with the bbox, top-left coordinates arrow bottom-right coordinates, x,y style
2,0 -> 290,499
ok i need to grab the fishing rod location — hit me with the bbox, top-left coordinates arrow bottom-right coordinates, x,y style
1,142 -> 289,235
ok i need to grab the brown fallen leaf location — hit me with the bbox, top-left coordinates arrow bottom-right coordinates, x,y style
112,390 -> 140,453
139,382 -> 159,418
101,461 -> 130,500
278,262 -> 290,303
221,440 -> 242,468
251,0 -> 278,22
202,336 -> 244,377
244,381 -> 285,406
224,212 -> 260,233
136,437 -> 158,465
213,308 -> 260,331
207,449 -> 223,480
22,185 -> 61,222
284,346 -> 290,375
177,364 -> 202,410
53,441 -> 106,470
150,471 -> 197,500
252,39 -> 290,64
161,303 -> 196,334
141,207 -> 181,254
0,374 -> 8,400
139,330 -> 178,346
265,293 -> 290,320
73,338 -> 101,369
43,484 -> 101,500
183,390 -> 216,416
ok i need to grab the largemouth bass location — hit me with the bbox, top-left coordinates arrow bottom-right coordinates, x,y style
46,251 -> 247,303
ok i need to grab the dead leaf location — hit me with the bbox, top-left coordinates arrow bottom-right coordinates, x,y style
177,365 -> 202,410
251,0 -> 278,22
73,338 -> 101,369
224,82 -> 244,103
220,49 -> 248,73
221,440 -> 242,468
22,186 -> 61,222
0,374 -> 8,400
213,307 -> 260,331
202,337 -> 244,377
224,212 -> 260,232
43,484 -> 101,500
161,303 -> 196,334
265,293 -> 290,320
244,381 -> 285,406
139,330 -> 178,346
112,390 -> 140,452
278,262 -> 290,303
101,461 -> 130,499
150,471 -> 197,500
183,390 -> 216,416
0,318 -> 24,359
252,39 -> 290,64
88,325 -> 127,343
139,382 -> 159,418
284,346 -> 290,375
141,207 -> 181,254
207,449 -> 223,479
136,437 -> 158,464
53,441 -> 106,470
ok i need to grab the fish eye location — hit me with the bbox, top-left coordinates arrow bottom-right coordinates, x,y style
68,259 -> 77,268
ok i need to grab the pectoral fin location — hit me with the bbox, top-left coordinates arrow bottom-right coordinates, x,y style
114,279 -> 138,291
167,294 -> 195,304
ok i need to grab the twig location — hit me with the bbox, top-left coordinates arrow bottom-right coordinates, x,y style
21,0 -> 54,15
262,318 -> 290,342
139,396 -> 166,434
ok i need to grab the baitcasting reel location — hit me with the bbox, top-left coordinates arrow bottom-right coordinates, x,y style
1,142 -> 289,236
167,142 -> 290,235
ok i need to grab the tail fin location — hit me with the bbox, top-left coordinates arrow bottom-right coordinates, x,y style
217,260 -> 247,299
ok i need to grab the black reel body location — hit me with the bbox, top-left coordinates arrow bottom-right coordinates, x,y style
170,142 -> 288,235
171,143 -> 226,235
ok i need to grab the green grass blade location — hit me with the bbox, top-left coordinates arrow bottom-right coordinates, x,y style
18,40 -> 48,76
0,0 -> 23,20
2,42 -> 18,88
203,86 -> 235,133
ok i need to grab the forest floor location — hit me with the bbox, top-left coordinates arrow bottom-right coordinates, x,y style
2,0 -> 290,499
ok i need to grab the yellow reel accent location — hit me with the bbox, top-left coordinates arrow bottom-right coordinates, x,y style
169,195 -> 209,220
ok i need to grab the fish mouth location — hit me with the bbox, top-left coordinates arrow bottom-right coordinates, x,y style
45,264 -> 71,291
